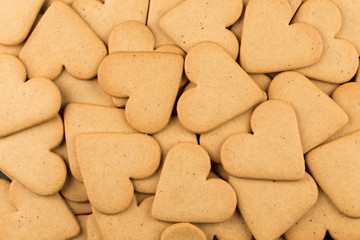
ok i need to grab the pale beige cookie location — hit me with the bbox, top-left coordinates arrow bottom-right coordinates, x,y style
306,131 -> 360,218
327,83 -> 360,141
0,0 -> 44,45
161,223 -> 207,240
94,197 -> 171,239
0,116 -> 66,195
0,180 -> 80,240
152,143 -> 237,223
133,116 -> 197,194
240,0 -> 322,73
268,71 -> 348,153
72,0 -> 149,43
177,42 -> 266,133
76,133 -> 161,214
330,0 -> 360,55
20,1 -> 107,80
54,142 -> 89,203
65,199 -> 92,215
221,100 -> 305,180
285,190 -> 360,240
73,215 -> 89,240
0,179 -> 16,216
0,54 -> 61,137
54,70 -> 115,109
0,43 -> 23,56
160,0 -> 242,59
231,0 -> 302,40
196,210 -> 252,240
87,214 -> 103,240
200,109 -> 252,163
293,0 -> 358,83
147,0 -> 183,47
229,173 -> 318,240
311,79 -> 338,96
64,103 -> 136,181
98,52 -> 183,134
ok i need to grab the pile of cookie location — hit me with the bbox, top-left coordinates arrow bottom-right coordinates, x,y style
1,0 -> 360,239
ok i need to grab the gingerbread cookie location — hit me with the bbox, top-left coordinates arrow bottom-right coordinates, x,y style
177,42 -> 266,133
229,173 -> 318,240
152,143 -> 237,223
268,71 -> 348,153
72,0 -> 149,42
161,223 -> 207,240
20,0 -> 107,80
65,200 -> 92,215
87,214 -> 103,240
240,0 -> 322,73
0,180 -> 80,240
98,52 -> 183,134
0,179 -> 16,216
0,116 -> 66,195
221,100 -> 305,180
76,133 -> 161,214
293,0 -> 358,83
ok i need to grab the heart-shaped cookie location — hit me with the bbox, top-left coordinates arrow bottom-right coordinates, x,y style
133,116 -> 197,194
108,22 -> 188,108
330,0 -> 360,55
196,210 -> 252,240
177,42 -> 266,133
268,71 -> 348,153
19,1 -> 107,80
229,173 -> 318,240
147,0 -> 183,47
293,0 -> 358,83
0,179 -> 16,217
0,115 -> 66,196
240,0 -> 322,73
65,200 -> 92,215
53,70 -> 115,109
285,190 -> 360,240
64,103 -> 136,181
0,0 -> 44,45
72,0 -> 149,42
98,51 -> 183,134
161,223 -> 207,240
306,131 -> 360,218
327,83 -> 360,142
221,100 -> 305,180
94,197 -> 171,239
160,0 -> 242,59
0,180 -> 80,240
152,142 -> 237,223
75,133 -> 161,214
0,54 -> 61,137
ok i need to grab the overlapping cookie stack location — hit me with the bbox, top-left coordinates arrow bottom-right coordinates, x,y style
1,0 -> 360,239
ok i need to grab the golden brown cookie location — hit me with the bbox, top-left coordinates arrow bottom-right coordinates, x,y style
0,116 -> 66,195
293,0 -> 358,83
64,103 -> 136,181
94,197 -> 171,239
268,71 -> 348,153
87,214 -> 103,240
98,52 -> 183,134
152,143 -> 237,223
240,0 -> 322,73
20,0 -> 107,80
306,131 -> 360,218
0,180 -> 80,240
229,173 -> 318,240
76,133 -> 161,214
65,200 -> 92,215
177,42 -> 266,133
